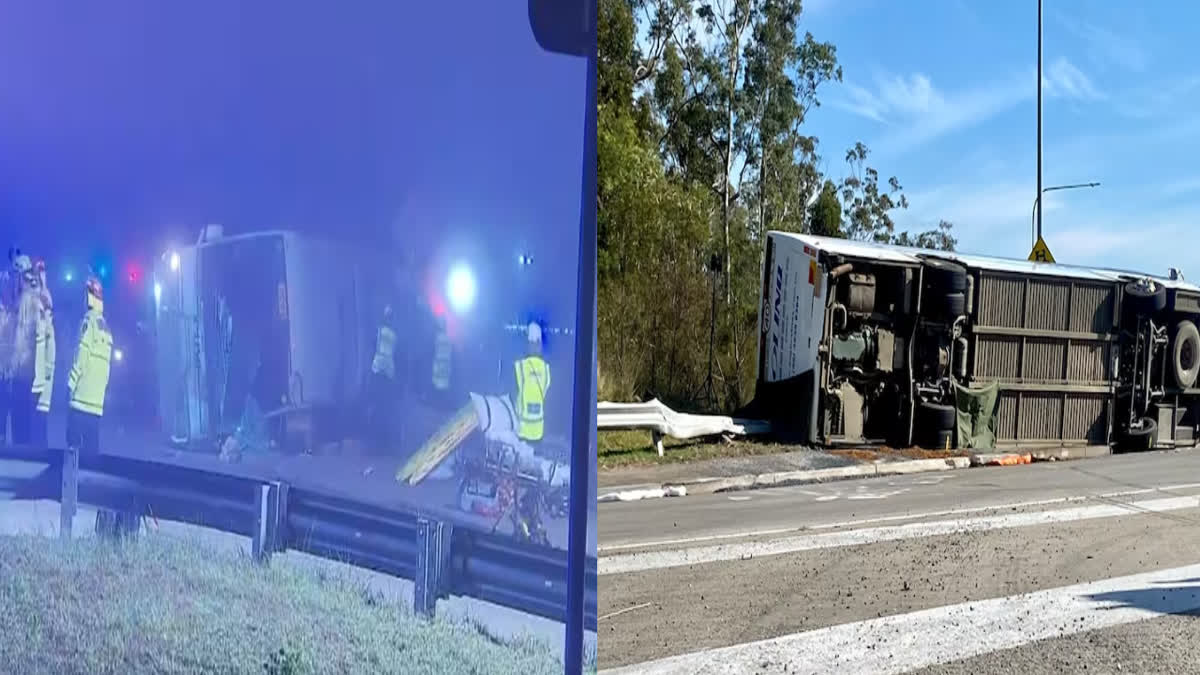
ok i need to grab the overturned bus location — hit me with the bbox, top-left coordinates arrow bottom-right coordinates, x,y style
753,232 -> 1200,451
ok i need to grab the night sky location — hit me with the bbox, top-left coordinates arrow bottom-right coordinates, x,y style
0,0 -> 588,323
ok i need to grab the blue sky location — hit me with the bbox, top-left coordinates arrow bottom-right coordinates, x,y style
798,0 -> 1199,275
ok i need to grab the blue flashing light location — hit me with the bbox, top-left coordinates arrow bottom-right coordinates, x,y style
446,263 -> 477,315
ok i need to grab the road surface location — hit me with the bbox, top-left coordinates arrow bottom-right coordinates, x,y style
598,449 -> 1200,673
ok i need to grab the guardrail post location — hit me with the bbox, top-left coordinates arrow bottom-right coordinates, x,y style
253,481 -> 287,563
96,508 -> 140,541
59,447 -> 78,541
414,517 -> 452,619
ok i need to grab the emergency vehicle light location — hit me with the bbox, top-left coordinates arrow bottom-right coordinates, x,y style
447,263 -> 476,314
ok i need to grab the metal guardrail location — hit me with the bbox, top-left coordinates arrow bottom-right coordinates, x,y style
598,399 -> 771,455
0,446 -> 597,632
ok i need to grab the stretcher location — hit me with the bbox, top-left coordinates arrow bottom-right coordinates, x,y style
398,392 -> 570,545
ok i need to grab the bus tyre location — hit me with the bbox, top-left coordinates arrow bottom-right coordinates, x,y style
1123,279 -> 1167,316
1121,416 -> 1158,452
919,401 -> 956,430
924,427 -> 954,450
941,292 -> 966,318
923,259 -> 968,293
1172,320 -> 1200,389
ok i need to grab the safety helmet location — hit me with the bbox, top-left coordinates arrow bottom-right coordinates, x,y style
527,321 -> 542,345
13,254 -> 32,274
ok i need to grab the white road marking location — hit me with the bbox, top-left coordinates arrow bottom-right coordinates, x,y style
600,561 -> 1200,675
596,482 -> 1200,553
726,496 -> 752,502
598,495 -> 1200,575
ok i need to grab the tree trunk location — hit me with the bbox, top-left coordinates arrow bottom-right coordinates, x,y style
722,20 -> 741,307
758,84 -> 771,239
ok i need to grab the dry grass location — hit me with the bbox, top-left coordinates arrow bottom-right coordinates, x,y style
830,447 -> 969,463
0,533 -> 580,675
598,430 -> 808,469
599,431 -> 970,471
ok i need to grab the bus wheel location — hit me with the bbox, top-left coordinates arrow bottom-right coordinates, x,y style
1172,320 -> 1200,389
1119,416 -> 1158,452
1123,279 -> 1167,316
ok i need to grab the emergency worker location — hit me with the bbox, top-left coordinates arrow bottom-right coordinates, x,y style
432,315 -> 452,401
365,303 -> 398,451
0,250 -> 22,444
515,321 -> 550,444
30,260 -> 54,446
66,276 -> 113,455
9,254 -> 39,445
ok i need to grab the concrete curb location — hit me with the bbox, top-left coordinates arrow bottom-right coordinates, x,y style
656,456 -> 971,498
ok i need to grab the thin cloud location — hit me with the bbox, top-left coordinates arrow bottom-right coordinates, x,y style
1055,12 -> 1150,73
909,179 -> 1199,275
1042,57 -> 1104,101
834,61 -> 1100,153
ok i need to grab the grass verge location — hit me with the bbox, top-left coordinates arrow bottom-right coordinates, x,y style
598,430 -> 806,469
599,431 -> 970,470
0,533 -> 580,675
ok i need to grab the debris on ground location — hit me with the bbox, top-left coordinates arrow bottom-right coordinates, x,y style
830,446 -> 969,463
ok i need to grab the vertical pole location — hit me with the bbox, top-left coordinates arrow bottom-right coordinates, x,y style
1036,0 -> 1044,242
414,517 -> 450,619
566,1 -> 599,668
59,447 -> 78,541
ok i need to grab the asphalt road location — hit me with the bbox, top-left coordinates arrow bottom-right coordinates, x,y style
598,449 -> 1200,673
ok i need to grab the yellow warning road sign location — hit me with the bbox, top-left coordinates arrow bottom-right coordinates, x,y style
1028,236 -> 1055,263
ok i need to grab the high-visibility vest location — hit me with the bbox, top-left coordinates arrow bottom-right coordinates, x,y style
32,305 -> 55,413
514,356 -> 550,441
371,324 -> 396,379
432,330 -> 451,391
68,307 -> 112,417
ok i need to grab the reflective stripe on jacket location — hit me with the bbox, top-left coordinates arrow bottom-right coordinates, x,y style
371,325 -> 396,379
32,306 -> 55,412
68,307 -> 112,417
432,330 -> 451,391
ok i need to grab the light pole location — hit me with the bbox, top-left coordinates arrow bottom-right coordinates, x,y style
1036,0 -> 1043,245
1031,182 -> 1101,247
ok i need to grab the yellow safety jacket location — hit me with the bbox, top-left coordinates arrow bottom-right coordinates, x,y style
31,304 -> 55,413
371,324 -> 396,379
514,356 -> 550,442
432,329 -> 451,391
68,305 -> 112,417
